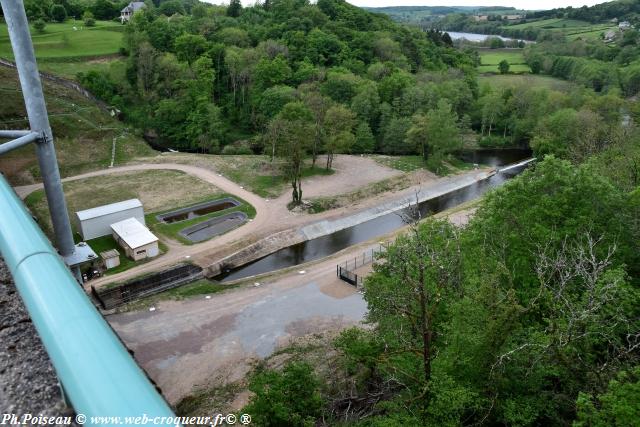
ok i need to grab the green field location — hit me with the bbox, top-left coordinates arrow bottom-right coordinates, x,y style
478,63 -> 531,73
507,18 -> 591,29
477,49 -> 531,74
505,18 -> 616,42
478,74 -> 574,91
0,19 -> 124,59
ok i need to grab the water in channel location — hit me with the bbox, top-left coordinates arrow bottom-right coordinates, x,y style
218,150 -> 532,282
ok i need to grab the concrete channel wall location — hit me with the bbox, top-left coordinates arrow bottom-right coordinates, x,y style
300,170 -> 495,240
204,169 -> 495,279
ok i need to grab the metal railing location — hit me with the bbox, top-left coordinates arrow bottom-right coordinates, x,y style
0,175 -> 177,421
337,244 -> 387,288
0,0 -> 180,422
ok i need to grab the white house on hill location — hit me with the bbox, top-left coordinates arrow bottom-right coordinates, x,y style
121,2 -> 146,23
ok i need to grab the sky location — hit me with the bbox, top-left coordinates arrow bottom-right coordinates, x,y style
202,0 -> 605,10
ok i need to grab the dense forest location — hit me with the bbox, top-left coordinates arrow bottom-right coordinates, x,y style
69,0 -> 472,170
9,1 -> 640,425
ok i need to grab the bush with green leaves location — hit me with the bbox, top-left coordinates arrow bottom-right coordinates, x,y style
243,361 -> 324,427
49,4 -> 67,23
83,11 -> 96,27
33,19 -> 46,34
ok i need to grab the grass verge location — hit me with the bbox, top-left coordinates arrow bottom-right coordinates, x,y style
147,194 -> 257,245
115,279 -> 239,313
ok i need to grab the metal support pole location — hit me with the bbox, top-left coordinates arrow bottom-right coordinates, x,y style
2,0 -> 76,264
0,131 -> 38,155
0,129 -> 31,139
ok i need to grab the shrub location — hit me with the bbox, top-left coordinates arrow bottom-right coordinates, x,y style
221,142 -> 253,155
50,4 -> 67,23
478,135 -> 510,148
33,19 -> 46,33
83,11 -> 96,27
243,361 -> 324,427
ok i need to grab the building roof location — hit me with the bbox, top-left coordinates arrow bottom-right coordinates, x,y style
63,242 -> 98,267
110,218 -> 158,249
76,199 -> 143,221
100,249 -> 120,259
121,2 -> 146,13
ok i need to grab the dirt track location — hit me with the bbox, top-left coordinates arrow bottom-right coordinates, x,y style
13,155 -> 437,286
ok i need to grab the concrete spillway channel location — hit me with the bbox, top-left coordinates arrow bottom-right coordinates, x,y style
208,156 -> 534,283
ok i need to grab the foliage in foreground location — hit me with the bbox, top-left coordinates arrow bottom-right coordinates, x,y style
358,157 -> 638,425
245,156 -> 640,426
243,361 -> 323,427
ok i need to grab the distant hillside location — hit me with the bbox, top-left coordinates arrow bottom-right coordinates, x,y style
364,5 -> 523,25
531,0 -> 640,23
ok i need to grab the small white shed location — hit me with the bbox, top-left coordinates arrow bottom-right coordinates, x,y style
100,249 -> 121,270
76,199 -> 145,241
110,218 -> 159,261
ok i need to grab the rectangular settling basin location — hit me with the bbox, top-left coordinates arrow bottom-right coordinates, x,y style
179,212 -> 248,243
156,197 -> 240,223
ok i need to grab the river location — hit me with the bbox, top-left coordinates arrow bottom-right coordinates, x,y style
447,31 -> 530,43
217,149 -> 533,282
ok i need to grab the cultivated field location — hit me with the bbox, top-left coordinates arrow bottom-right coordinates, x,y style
0,20 -> 124,59
477,48 -> 531,73
505,18 -> 616,41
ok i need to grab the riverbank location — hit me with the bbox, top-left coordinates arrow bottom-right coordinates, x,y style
203,169 -> 495,281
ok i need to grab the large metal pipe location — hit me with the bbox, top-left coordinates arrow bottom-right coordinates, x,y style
1,0 -> 75,258
0,131 -> 38,155
0,174 -> 179,422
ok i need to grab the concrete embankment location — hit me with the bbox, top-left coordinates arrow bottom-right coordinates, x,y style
204,169 -> 495,278
299,169 -> 495,240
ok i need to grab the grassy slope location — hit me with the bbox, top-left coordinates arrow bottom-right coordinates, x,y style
0,20 -> 124,59
0,66 -> 154,185
479,49 -> 526,65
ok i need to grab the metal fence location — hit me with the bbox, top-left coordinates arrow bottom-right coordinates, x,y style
92,263 -> 203,309
337,244 -> 387,288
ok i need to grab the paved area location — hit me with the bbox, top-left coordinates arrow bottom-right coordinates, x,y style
106,203 -> 479,405
109,270 -> 367,404
0,259 -> 75,423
